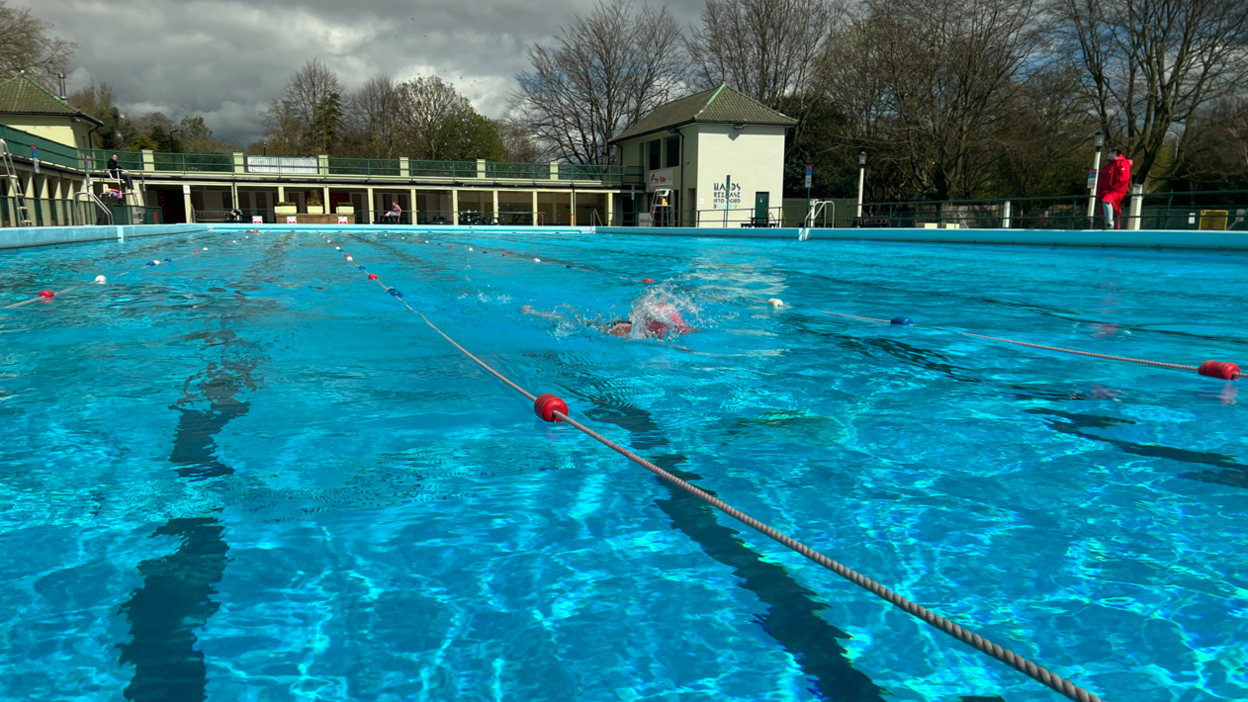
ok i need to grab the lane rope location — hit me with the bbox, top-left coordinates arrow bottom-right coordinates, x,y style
819,310 -> 1241,381
2,229 -> 271,309
318,231 -> 1109,702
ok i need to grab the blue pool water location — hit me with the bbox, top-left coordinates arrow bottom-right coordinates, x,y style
1,228 -> 1246,702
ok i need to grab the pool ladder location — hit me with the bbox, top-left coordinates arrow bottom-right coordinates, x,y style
0,138 -> 33,227
75,189 -> 113,226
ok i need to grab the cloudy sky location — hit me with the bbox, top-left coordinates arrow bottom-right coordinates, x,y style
21,0 -> 705,147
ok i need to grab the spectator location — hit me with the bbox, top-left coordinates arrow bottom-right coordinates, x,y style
1096,147 -> 1133,230
382,202 -> 403,224
226,208 -> 243,223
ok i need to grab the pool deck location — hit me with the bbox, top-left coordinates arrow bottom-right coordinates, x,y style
3,223 -> 1247,251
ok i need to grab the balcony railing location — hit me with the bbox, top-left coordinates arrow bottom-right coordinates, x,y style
0,124 -> 83,170
76,146 -> 644,186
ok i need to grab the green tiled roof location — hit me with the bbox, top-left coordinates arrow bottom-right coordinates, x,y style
0,76 -> 101,124
609,85 -> 797,144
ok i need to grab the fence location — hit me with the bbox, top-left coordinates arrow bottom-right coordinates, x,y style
694,206 -> 786,228
859,190 -> 1248,231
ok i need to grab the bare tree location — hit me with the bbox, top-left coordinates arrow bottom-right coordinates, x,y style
348,75 -> 401,159
261,98 -> 303,156
989,64 -> 1098,197
511,1 -> 686,164
1052,0 -> 1248,185
0,1 -> 74,89
1166,97 -> 1248,189
496,119 -> 546,162
68,82 -> 136,149
821,0 -> 1043,199
264,58 -> 347,154
686,0 -> 842,108
395,76 -> 475,161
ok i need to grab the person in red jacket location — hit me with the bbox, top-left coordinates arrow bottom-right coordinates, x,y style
1096,147 -> 1133,229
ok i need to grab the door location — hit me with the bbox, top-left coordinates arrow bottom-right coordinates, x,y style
755,192 -> 769,224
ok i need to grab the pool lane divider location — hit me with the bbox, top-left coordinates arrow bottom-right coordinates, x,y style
316,232 -> 1109,702
820,310 -> 1241,381
364,229 -> 658,284
2,229 -> 272,309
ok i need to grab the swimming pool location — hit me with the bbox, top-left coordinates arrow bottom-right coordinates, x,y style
1,228 -> 1245,702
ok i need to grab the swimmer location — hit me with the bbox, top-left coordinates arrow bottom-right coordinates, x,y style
521,305 -> 692,339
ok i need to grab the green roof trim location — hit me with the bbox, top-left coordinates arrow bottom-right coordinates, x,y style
696,84 -> 727,116
610,84 -> 797,144
0,76 -> 103,126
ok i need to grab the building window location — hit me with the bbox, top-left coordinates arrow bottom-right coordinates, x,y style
648,141 -> 661,171
665,136 -> 680,169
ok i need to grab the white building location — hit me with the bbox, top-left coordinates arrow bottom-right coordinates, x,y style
610,84 -> 796,228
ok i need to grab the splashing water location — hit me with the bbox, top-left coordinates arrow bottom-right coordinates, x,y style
628,285 -> 704,340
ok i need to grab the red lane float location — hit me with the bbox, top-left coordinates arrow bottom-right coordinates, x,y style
534,393 -> 569,422
38,290 -> 54,299
1199,361 -> 1242,380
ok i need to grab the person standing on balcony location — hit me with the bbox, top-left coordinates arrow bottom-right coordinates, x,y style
1096,147 -> 1133,229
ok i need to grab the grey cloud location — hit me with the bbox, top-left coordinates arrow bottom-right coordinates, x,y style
18,0 -> 705,147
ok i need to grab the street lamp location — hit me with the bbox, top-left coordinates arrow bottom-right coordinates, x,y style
262,141 -> 267,156
856,151 -> 868,219
1086,130 -> 1106,227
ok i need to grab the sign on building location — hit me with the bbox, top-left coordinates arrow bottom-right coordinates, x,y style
713,175 -> 742,209
249,156 -> 319,175
647,169 -> 674,191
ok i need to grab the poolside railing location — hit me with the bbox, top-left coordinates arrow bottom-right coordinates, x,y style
860,191 -> 1248,231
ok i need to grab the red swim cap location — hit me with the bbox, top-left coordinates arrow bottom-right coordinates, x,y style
643,307 -> 691,338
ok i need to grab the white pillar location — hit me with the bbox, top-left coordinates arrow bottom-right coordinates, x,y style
183,186 -> 194,224
532,191 -> 539,226
570,190 -> 577,226
1128,184 -> 1144,231
492,190 -> 499,224
606,192 -> 613,227
1086,150 -> 1103,223
451,189 -> 459,226
856,166 -> 865,219
367,187 -> 375,224
1002,201 -> 1011,230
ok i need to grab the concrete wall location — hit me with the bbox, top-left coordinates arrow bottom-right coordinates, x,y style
690,125 -> 786,228
3,115 -> 94,149
0,223 -> 210,250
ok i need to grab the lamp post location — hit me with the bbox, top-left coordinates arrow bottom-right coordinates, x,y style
856,151 -> 867,220
1086,130 -> 1105,227
262,141 -> 267,156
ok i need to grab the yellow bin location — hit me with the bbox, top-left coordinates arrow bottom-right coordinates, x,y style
1199,209 -> 1228,230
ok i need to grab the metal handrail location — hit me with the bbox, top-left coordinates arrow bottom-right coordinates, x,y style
75,190 -> 113,225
